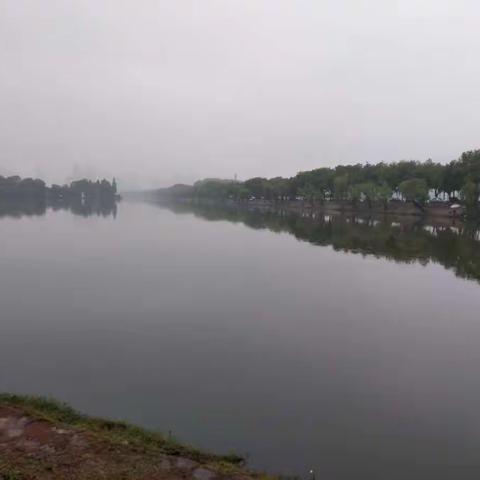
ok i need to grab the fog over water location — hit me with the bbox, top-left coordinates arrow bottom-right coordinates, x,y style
1,1 -> 480,188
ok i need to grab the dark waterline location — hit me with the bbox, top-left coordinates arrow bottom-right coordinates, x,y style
1,200 -> 480,479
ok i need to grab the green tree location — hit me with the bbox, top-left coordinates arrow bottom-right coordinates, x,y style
349,184 -> 363,206
461,179 -> 479,217
333,175 -> 349,201
244,177 -> 268,199
398,178 -> 429,204
299,184 -> 322,206
376,184 -> 392,210
357,182 -> 377,208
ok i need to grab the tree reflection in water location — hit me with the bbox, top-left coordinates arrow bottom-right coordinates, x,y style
0,197 -> 118,219
160,201 -> 480,284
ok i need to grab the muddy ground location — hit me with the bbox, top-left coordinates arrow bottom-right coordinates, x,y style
0,405 -> 254,480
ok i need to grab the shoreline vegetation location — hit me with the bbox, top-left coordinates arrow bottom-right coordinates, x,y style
147,149 -> 480,219
0,394 -> 264,480
0,176 -> 120,218
0,176 -> 119,202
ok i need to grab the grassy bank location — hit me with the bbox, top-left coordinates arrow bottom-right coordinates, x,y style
0,394 -> 261,480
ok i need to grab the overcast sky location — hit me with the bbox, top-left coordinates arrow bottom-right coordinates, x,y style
1,0 -> 479,189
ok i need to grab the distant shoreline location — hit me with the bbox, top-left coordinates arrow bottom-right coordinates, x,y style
138,148 -> 480,220
152,196 -> 466,222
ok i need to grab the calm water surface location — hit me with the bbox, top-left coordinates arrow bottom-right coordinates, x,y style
1,201 -> 480,479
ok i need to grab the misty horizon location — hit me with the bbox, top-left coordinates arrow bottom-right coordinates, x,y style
2,1 -> 479,190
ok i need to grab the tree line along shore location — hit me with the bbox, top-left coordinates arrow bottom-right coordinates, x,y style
0,176 -> 119,202
156,149 -> 480,218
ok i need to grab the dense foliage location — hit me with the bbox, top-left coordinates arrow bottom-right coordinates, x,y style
0,176 -> 118,201
163,149 -> 480,215
51,178 -> 118,201
0,176 -> 119,218
0,175 -> 47,197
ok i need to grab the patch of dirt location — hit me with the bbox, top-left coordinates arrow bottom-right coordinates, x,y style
0,406 -> 248,480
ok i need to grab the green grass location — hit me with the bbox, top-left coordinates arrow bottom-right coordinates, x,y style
0,393 -> 244,468
0,470 -> 26,480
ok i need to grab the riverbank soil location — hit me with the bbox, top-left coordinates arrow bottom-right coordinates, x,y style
0,403 -> 254,480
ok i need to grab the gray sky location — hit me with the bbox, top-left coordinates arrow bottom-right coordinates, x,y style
1,0 -> 479,189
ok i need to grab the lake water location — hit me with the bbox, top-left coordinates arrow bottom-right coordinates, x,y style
1,200 -> 480,479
